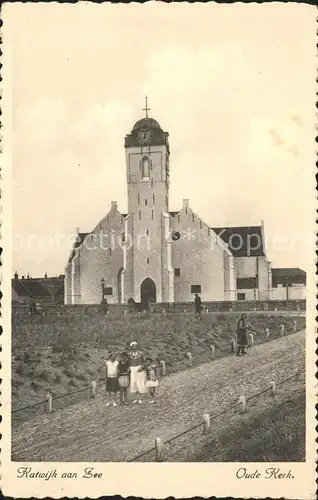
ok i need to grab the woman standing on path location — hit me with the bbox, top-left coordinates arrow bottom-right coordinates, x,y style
236,313 -> 248,356
128,341 -> 146,404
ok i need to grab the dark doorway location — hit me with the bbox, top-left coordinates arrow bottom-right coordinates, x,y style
140,278 -> 156,310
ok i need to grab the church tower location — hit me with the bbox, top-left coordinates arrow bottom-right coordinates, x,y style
125,98 -> 170,307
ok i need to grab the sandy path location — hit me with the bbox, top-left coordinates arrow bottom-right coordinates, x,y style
12,331 -> 305,462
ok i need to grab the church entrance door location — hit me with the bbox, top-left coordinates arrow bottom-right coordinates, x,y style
140,278 -> 156,310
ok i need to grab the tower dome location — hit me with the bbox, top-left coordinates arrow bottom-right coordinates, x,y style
133,117 -> 162,131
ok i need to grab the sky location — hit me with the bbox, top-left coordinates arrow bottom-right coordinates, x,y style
4,2 -> 316,277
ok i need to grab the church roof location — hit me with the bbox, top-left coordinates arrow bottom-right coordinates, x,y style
133,117 -> 162,131
212,226 -> 265,257
68,232 -> 88,263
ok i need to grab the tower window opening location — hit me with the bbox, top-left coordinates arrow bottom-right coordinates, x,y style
146,229 -> 149,235
139,210 -> 141,221
145,198 -> 148,206
151,210 -> 154,220
147,258 -> 150,264
153,193 -> 155,204
185,206 -> 188,215
200,220 -> 202,229
192,214 -> 195,222
151,178 -> 154,188
140,155 -> 151,179
174,268 -> 180,277
138,193 -> 140,204
178,215 -> 180,223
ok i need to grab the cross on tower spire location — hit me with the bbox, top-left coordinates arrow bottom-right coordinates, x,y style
143,96 -> 150,118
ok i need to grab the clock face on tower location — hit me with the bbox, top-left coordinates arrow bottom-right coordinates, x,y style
137,130 -> 152,145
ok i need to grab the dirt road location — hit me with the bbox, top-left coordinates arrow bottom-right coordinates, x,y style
12,331 -> 305,462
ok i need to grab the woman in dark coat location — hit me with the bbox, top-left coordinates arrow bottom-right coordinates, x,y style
236,313 -> 248,356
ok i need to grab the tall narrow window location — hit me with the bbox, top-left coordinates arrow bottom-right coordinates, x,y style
192,214 -> 195,222
147,258 -> 150,264
137,193 -> 140,204
151,210 -> 154,220
145,198 -> 148,206
146,229 -> 149,235
139,210 -> 141,221
153,193 -> 155,204
140,156 -> 151,179
151,178 -> 154,189
200,221 -> 202,229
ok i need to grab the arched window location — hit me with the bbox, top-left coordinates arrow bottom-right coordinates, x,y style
140,156 -> 151,179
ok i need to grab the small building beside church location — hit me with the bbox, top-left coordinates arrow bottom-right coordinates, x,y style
64,105 -> 303,307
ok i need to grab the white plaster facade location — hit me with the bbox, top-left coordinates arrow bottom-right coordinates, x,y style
65,114 -> 275,306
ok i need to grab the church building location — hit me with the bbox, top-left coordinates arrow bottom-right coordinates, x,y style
65,101 -> 274,307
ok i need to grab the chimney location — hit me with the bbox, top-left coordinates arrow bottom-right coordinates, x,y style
27,273 -> 30,279
44,272 -> 48,279
76,227 -> 80,235
182,199 -> 189,209
111,201 -> 118,210
14,271 -> 18,280
22,275 -> 25,279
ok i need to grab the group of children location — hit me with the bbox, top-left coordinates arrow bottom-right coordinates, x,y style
104,346 -> 159,407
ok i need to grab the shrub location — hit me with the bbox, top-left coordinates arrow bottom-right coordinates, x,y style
64,368 -> 74,378
37,371 -> 49,381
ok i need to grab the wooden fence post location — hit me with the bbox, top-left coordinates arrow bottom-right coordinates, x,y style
238,395 -> 246,414
265,328 -> 270,339
210,345 -> 215,359
293,320 -> 297,332
230,338 -> 236,353
155,437 -> 164,462
91,380 -> 97,398
186,352 -> 192,367
280,324 -> 285,336
270,381 -> 276,396
47,393 -> 53,413
202,413 -> 211,435
248,333 -> 254,346
160,360 -> 166,377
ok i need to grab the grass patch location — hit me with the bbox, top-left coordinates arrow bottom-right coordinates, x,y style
194,390 -> 305,462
